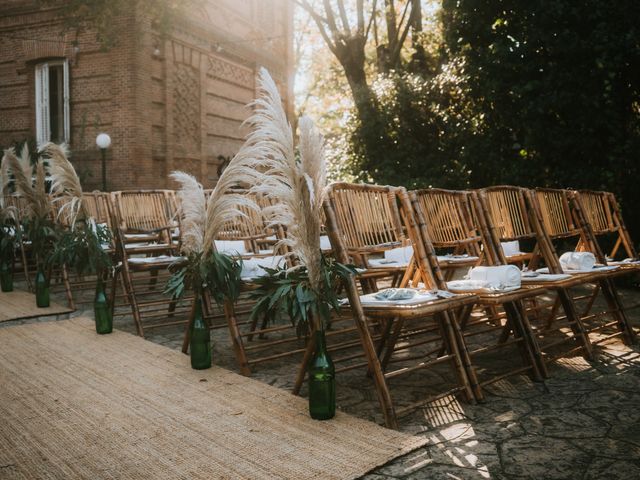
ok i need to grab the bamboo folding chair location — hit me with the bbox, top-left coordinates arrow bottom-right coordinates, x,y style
109,190 -> 188,336
573,189 -> 639,263
324,182 -> 412,292
532,187 -> 636,345
478,186 -> 634,356
51,191 -> 116,310
298,182 -> 480,428
412,188 -> 485,280
406,189 -> 548,384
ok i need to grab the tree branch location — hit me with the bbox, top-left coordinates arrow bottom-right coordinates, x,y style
336,0 -> 351,34
295,0 -> 338,53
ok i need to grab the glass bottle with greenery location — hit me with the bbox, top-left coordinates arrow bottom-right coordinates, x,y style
244,69 -> 356,419
165,167 -> 260,370
3,146 -> 56,306
43,143 -> 114,332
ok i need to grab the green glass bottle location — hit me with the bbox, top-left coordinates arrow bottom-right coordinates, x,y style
94,279 -> 113,334
0,262 -> 13,292
308,329 -> 336,420
35,268 -> 49,308
189,295 -> 211,370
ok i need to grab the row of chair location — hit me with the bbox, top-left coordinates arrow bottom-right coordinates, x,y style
318,184 -> 638,427
3,184 -> 638,429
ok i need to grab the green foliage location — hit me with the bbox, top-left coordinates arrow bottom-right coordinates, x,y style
249,256 -> 356,337
22,216 -> 57,268
165,251 -> 243,306
346,65 -> 478,189
0,222 -> 21,265
338,1 -> 640,240
47,221 -> 112,275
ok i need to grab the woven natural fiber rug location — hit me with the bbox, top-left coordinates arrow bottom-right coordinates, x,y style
0,290 -> 71,322
0,318 -> 427,479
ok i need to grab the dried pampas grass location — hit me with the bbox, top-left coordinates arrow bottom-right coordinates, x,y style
247,68 -> 327,293
169,171 -> 206,255
43,142 -> 86,227
201,139 -> 269,255
2,145 -> 51,221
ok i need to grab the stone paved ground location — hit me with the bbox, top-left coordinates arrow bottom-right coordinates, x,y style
4,284 -> 640,480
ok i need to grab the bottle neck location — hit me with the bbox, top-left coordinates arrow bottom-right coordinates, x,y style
314,329 -> 327,352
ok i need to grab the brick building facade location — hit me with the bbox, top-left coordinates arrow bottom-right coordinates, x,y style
0,0 -> 293,190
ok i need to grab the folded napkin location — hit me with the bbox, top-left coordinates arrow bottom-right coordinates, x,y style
559,252 -> 596,271
320,235 -> 332,250
468,265 -> 521,289
359,288 -> 440,306
128,255 -> 185,265
241,255 -> 285,279
384,245 -> 414,264
501,240 -> 522,257
215,240 -> 248,255
374,288 -> 417,301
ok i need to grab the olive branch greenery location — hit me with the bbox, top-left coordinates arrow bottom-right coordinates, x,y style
164,250 -> 243,306
249,254 -> 356,337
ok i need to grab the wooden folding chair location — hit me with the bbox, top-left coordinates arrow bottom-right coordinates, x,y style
406,189 -> 548,385
109,190 -> 188,336
50,191 -> 117,310
573,189 -> 638,263
299,182 -> 480,428
534,188 -> 637,344
479,186 -> 634,354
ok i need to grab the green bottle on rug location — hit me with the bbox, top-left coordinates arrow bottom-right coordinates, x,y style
308,329 -> 336,420
35,268 -> 49,308
190,295 -> 211,370
94,278 -> 113,334
0,262 -> 13,292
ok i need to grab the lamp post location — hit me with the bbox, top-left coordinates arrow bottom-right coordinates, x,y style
95,133 -> 111,191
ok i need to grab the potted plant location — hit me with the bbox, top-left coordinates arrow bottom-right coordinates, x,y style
3,145 -> 56,306
246,69 -> 355,420
165,152 -> 263,369
43,143 -> 113,332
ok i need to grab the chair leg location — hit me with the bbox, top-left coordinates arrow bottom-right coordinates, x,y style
449,308 -> 483,401
223,299 -> 252,376
439,312 -> 475,403
121,265 -> 145,337
504,301 -> 545,381
293,335 -> 314,395
599,278 -> 637,345
61,265 -> 75,310
557,289 -> 594,360
345,278 -> 398,429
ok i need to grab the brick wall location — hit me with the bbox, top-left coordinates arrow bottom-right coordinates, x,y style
0,0 -> 293,191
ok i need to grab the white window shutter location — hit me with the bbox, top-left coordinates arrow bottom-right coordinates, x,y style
35,63 -> 50,145
62,59 -> 70,143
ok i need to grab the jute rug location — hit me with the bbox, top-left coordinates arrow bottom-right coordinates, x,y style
0,290 -> 71,322
0,318 -> 427,479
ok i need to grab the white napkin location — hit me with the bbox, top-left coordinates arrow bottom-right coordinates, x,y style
241,255 -> 285,279
501,240 -> 522,257
128,255 -> 185,264
215,240 -> 248,255
559,252 -> 596,271
319,235 -> 332,250
468,265 -> 521,289
384,245 -> 414,264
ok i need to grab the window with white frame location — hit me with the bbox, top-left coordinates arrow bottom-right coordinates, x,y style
35,59 -> 70,144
